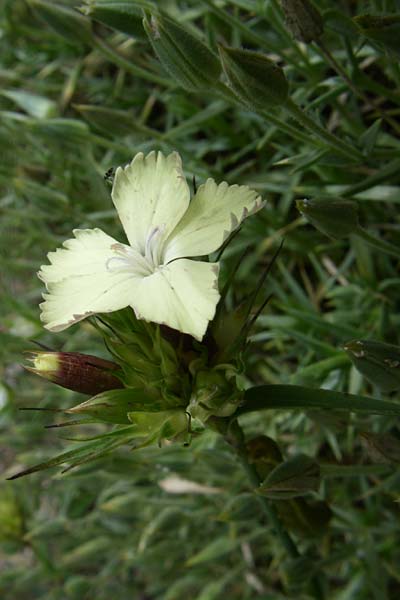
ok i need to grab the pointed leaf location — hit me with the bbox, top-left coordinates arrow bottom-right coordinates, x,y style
238,385 -> 400,417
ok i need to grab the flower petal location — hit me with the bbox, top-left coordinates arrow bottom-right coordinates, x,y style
39,229 -> 142,332
131,259 -> 220,341
111,151 -> 190,256
163,179 -> 264,262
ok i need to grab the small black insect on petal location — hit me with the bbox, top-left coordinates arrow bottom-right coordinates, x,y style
104,167 -> 116,185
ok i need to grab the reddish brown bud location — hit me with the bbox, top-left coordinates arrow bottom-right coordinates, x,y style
25,351 -> 123,395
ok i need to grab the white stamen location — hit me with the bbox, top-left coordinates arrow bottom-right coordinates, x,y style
144,225 -> 165,267
106,243 -> 153,277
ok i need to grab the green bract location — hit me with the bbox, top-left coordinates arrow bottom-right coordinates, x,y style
66,388 -> 165,424
189,367 -> 243,422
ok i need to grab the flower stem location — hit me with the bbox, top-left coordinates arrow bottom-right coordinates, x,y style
284,97 -> 363,161
237,443 -> 300,557
214,82 -> 312,145
355,227 -> 400,259
224,419 -> 325,599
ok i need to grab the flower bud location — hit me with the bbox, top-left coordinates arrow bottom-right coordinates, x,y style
280,0 -> 324,43
189,368 -> 243,422
258,454 -> 320,499
25,351 -> 123,395
344,340 -> 400,392
218,45 -> 289,110
143,12 -> 221,91
296,198 -> 359,239
67,387 -> 163,424
28,0 -> 92,44
81,0 -> 149,38
354,14 -> 400,56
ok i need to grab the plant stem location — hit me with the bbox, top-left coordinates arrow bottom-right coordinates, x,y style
214,82 -> 312,145
355,227 -> 400,259
284,97 -> 363,161
238,444 -> 300,557
224,420 -> 325,599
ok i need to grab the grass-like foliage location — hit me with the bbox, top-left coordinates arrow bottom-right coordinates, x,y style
1,0 -> 400,598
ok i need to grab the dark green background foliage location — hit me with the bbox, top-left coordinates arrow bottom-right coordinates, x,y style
1,0 -> 400,598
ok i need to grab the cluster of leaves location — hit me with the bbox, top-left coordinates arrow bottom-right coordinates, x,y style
1,0 -> 400,598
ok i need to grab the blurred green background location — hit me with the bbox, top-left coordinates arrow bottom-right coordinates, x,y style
1,1 -> 400,598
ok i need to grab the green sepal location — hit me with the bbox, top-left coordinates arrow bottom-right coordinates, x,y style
94,310 -> 185,407
127,409 -> 189,444
67,388 -> 165,424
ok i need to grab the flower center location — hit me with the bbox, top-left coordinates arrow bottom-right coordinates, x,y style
106,226 -> 165,277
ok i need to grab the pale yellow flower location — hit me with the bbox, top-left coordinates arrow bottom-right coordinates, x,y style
39,151 -> 263,340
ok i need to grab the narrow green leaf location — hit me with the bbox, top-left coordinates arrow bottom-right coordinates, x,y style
7,428 -> 134,479
238,385 -> 400,417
